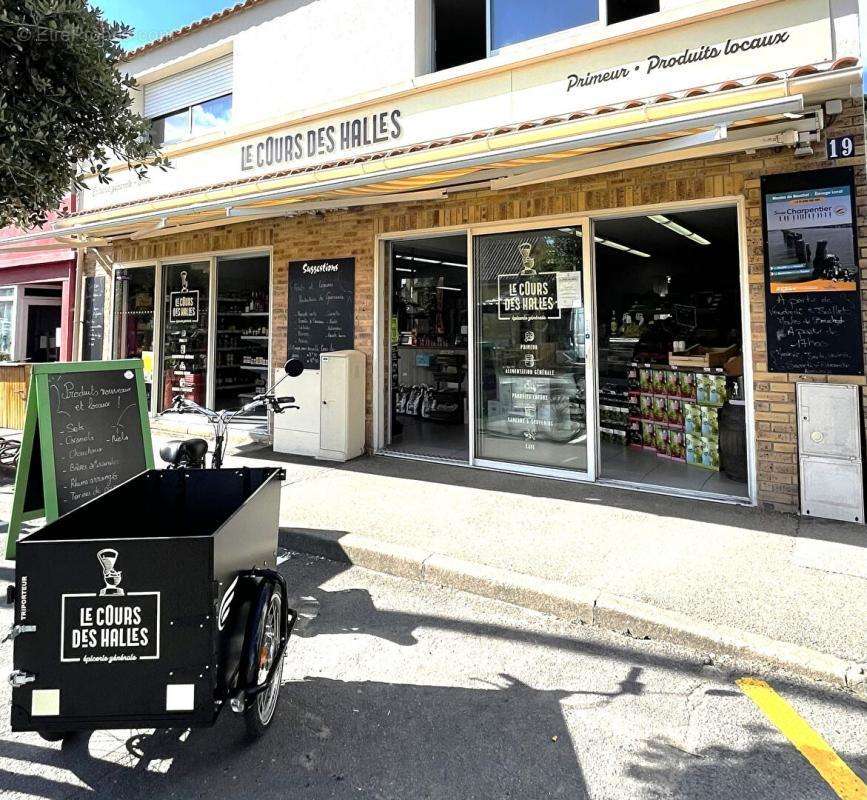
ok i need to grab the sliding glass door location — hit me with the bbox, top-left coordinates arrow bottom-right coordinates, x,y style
472,223 -> 594,477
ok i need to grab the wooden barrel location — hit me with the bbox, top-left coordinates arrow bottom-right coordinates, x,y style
0,363 -> 32,429
718,402 -> 747,482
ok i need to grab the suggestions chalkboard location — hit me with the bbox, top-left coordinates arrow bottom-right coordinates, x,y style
287,258 -> 355,369
5,360 -> 154,558
81,276 -> 105,361
761,168 -> 863,375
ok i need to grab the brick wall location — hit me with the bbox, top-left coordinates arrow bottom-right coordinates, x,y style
83,99 -> 867,513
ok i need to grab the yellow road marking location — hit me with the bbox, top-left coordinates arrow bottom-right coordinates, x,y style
737,677 -> 867,800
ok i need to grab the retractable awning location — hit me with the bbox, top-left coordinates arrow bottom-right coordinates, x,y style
0,64 -> 858,251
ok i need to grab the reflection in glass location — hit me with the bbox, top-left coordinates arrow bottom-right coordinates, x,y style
490,0 -> 598,50
474,227 -> 587,472
192,95 -> 232,137
113,267 -> 155,404
161,262 -> 210,411
150,109 -> 189,146
0,288 -> 13,360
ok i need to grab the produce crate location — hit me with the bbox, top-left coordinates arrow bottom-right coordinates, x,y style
668,345 -> 737,369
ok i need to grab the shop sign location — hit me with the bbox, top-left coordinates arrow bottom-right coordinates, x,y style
240,109 -> 402,172
169,271 -> 199,324
61,548 -> 160,663
498,244 -> 561,321
79,0 -> 831,213
566,29 -> 793,96
761,167 -> 863,375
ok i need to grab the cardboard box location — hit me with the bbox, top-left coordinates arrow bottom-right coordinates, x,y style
686,434 -> 704,467
701,405 -> 719,439
641,420 -> 655,450
666,396 -> 684,427
700,436 -> 720,470
684,402 -> 702,436
678,371 -> 697,400
639,393 -> 654,420
653,423 -> 671,457
669,428 -> 686,461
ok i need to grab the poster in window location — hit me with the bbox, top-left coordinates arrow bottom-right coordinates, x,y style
761,167 -> 863,375
764,182 -> 857,293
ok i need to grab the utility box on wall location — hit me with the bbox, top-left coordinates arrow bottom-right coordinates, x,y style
797,383 -> 864,523
273,350 -> 366,462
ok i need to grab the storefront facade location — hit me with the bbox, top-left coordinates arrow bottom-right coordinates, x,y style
0,203 -> 77,365
6,0 -> 863,513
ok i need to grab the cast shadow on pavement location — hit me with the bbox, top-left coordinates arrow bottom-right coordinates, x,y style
0,549 -> 863,800
242,446 -> 864,545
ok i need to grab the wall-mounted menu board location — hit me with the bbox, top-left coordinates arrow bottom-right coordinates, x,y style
5,359 -> 154,558
287,258 -> 355,369
81,275 -> 105,361
761,167 -> 863,375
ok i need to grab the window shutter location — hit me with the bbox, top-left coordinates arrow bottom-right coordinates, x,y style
144,55 -> 233,119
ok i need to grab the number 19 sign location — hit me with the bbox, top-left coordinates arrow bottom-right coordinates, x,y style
827,135 -> 855,161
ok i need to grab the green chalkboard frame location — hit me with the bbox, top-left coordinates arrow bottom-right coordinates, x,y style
4,359 -> 154,559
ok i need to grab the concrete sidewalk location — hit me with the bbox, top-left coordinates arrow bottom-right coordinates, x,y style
2,430 -> 865,692
207,440 -> 867,692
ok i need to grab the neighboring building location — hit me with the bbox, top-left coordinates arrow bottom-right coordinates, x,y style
3,0 -> 864,514
0,199 -> 77,363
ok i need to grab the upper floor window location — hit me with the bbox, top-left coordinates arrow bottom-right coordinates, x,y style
151,94 -> 233,146
432,0 -> 659,72
144,55 -> 233,146
490,0 -> 600,51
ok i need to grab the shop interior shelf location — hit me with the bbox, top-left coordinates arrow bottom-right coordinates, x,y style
240,335 -> 268,340
216,382 -> 257,390
218,311 -> 269,317
239,364 -> 268,371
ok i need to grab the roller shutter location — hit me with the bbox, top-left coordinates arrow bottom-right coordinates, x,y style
143,55 -> 233,119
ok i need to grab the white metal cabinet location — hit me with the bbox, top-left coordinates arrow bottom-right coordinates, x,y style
272,351 -> 365,462
272,368 -> 321,457
318,351 -> 366,461
797,383 -> 864,523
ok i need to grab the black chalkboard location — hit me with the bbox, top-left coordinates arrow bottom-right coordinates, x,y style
46,367 -> 149,515
81,276 -> 105,361
6,360 -> 154,558
761,168 -> 864,375
766,292 -> 863,374
287,258 -> 355,369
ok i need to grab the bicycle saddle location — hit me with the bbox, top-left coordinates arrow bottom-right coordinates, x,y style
160,438 -> 209,467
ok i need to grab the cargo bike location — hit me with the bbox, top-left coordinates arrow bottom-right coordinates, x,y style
6,361 -> 305,741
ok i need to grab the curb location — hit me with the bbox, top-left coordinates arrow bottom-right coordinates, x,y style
280,527 -> 865,695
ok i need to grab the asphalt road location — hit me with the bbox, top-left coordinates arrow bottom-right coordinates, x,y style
0,552 -> 865,800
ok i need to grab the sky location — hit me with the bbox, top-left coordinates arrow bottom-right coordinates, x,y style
94,0 -> 237,51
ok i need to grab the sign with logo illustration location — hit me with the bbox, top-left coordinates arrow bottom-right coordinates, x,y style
61,548 -> 160,663
169,271 -> 200,323
4,360 -> 154,559
498,244 -> 561,321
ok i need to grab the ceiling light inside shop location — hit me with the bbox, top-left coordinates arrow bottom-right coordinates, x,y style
441,261 -> 467,267
438,286 -> 462,292
594,236 -> 651,258
395,267 -> 414,273
648,215 -> 711,245
395,254 -> 443,264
